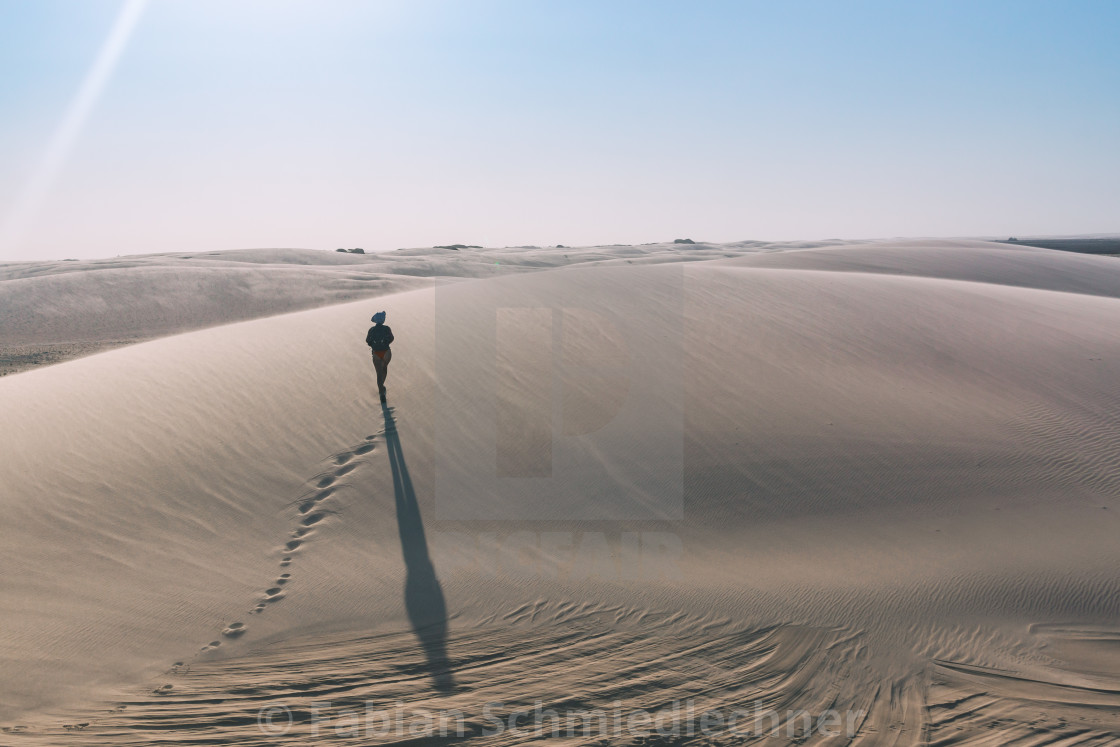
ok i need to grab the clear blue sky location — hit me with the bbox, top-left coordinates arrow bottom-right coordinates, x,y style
1,0 -> 1117,259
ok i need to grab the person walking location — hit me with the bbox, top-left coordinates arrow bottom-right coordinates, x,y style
366,311 -> 394,403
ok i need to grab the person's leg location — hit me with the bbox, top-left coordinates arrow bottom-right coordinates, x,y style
372,352 -> 388,392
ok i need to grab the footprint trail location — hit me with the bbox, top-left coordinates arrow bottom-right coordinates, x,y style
169,429 -> 384,675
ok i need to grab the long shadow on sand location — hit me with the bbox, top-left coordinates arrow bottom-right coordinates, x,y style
382,404 -> 456,692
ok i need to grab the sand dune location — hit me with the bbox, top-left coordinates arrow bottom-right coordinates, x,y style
1,239 -> 1118,744
720,238 -> 1120,298
0,240 -> 819,375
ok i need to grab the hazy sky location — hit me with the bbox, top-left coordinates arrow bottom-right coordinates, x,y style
1,0 -> 1117,260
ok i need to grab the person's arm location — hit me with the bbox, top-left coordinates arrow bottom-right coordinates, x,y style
365,327 -> 375,347
386,327 -> 395,345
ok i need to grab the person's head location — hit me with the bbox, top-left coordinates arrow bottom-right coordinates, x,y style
371,311 -> 386,324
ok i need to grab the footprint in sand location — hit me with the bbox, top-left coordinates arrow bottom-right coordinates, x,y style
200,640 -> 221,652
301,511 -> 328,527
276,573 -> 291,585
167,661 -> 190,675
285,539 -> 302,552
297,487 -> 336,514
261,587 -> 286,604
316,475 -> 336,488
221,622 -> 246,638
279,555 -> 292,567
153,684 -> 173,694
354,442 -> 375,455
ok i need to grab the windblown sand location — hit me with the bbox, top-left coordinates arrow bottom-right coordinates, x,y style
1,239 -> 1118,745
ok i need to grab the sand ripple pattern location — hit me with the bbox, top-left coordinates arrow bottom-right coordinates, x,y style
1003,375 -> 1120,504
12,606 -> 1120,745
5,606 -> 878,745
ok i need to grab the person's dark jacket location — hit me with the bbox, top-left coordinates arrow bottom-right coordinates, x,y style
366,324 -> 394,351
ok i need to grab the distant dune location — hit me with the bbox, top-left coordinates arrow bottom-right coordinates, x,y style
1,239 -> 1119,744
0,243 -> 748,376
998,236 -> 1120,255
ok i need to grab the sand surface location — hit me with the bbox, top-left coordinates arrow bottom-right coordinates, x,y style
2,239 -> 1119,744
